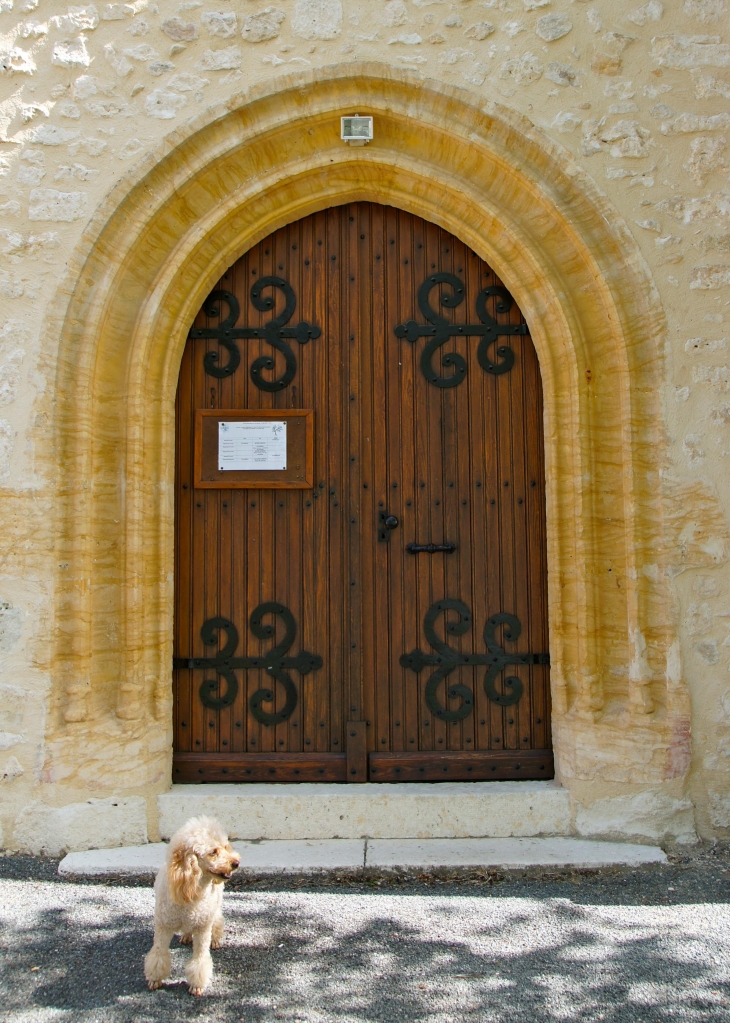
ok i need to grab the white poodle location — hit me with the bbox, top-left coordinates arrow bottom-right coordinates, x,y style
144,815 -> 240,995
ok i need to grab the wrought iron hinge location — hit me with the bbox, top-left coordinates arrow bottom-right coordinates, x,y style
400,600 -> 549,722
189,276 -> 320,391
395,273 -> 527,388
173,602 -> 322,723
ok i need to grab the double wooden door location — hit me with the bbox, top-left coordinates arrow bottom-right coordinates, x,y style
173,203 -> 552,783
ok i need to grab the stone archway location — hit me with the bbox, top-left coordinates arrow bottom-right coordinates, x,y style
45,64 -> 687,830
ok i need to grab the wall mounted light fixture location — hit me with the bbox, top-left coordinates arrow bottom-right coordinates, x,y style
341,115 -> 373,146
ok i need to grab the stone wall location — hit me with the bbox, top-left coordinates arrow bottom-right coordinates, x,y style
1,0 -> 729,852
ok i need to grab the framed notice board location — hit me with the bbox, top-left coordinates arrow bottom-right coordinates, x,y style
194,409 -> 314,489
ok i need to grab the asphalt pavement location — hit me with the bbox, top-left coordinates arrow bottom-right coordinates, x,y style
2,847 -> 730,1022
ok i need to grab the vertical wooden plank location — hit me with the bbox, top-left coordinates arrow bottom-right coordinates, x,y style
428,227 -> 448,753
400,213 -> 420,760
324,208 -> 343,756
244,242 -> 264,757
218,487 -> 233,756
471,256 -> 493,756
493,267 -> 518,754
234,251 -> 249,754
272,228 -> 288,749
346,720 -> 367,782
442,237 -> 464,752
414,218 -> 440,755
346,204 -> 363,735
296,212 -> 315,757
284,223 -> 303,755
481,261 -> 505,756
385,207 -> 405,755
355,203 -> 375,769
370,205 -> 391,761
189,332 -> 206,758
304,209 -> 329,761
257,250 -> 276,755
359,203 -> 374,753
204,358 -> 220,754
454,240 -> 476,756
523,324 -> 551,752
488,263 -> 529,754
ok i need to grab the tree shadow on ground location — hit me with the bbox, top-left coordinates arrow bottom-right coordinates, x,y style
2,878 -> 730,1023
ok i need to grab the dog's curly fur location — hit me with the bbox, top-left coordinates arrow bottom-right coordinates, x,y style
144,815 -> 240,995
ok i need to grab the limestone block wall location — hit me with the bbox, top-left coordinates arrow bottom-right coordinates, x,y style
0,0 -> 729,851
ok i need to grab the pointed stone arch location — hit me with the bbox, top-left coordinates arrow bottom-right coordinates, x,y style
47,64 -> 686,811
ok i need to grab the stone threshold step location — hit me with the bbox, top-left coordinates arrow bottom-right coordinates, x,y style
158,780 -> 571,841
59,837 -> 666,877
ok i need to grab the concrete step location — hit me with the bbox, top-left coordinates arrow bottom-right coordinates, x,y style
365,838 -> 666,870
58,837 -> 666,877
157,781 -> 571,841
60,842 -> 167,876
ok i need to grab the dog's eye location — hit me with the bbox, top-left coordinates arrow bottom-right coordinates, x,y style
212,848 -> 219,855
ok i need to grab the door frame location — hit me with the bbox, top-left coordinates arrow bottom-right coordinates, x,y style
48,65 -> 687,810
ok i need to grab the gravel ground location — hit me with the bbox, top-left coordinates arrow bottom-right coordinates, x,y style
2,847 -> 730,1022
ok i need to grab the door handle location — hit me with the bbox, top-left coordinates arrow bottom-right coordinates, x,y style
378,512 -> 399,542
406,542 -> 457,554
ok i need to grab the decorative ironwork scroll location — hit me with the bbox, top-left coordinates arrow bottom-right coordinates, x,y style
189,277 -> 321,391
399,600 -> 549,721
394,273 -> 528,388
173,602 -> 323,724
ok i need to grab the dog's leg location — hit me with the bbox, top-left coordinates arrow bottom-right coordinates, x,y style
186,925 -> 214,996
211,911 -> 224,950
179,933 -> 193,945
144,925 -> 175,990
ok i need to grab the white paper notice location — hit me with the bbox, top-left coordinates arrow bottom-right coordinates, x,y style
218,421 -> 287,471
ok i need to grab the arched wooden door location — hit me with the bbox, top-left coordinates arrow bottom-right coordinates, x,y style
173,203 -> 552,783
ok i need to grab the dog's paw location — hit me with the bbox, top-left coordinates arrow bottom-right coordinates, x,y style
179,933 -> 193,945
188,985 -> 206,996
147,979 -> 163,991
210,937 -> 223,950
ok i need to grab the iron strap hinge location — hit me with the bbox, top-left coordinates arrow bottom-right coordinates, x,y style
190,278 -> 320,391
400,601 -> 550,720
394,274 -> 527,388
172,603 -> 322,723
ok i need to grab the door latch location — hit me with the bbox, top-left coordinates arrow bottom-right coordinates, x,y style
378,511 -> 399,542
406,542 -> 457,554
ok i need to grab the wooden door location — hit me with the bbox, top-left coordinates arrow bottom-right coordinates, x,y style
173,203 -> 552,783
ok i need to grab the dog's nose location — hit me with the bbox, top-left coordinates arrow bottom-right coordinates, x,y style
231,859 -> 240,869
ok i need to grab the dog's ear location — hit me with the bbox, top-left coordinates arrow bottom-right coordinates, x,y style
168,842 -> 201,904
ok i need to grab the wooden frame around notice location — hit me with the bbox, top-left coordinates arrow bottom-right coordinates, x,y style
194,409 -> 314,489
